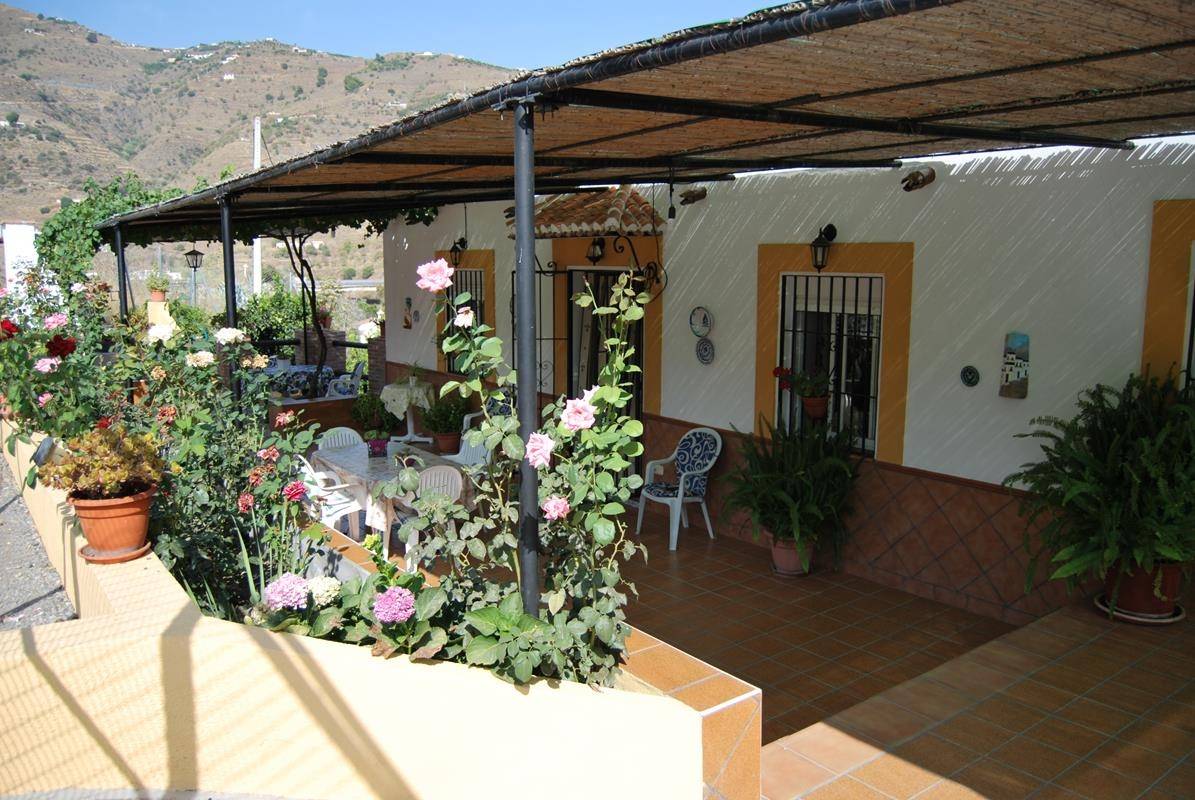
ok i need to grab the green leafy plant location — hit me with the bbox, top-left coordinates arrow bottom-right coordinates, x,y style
419,394 -> 469,435
722,418 -> 856,570
793,370 -> 830,397
146,273 -> 170,293
1006,372 -> 1195,599
351,392 -> 399,432
38,426 -> 163,499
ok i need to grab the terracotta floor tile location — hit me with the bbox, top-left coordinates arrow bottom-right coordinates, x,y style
933,714 -> 1016,754
892,733 -> 980,777
1055,698 -> 1136,736
802,776 -> 890,800
836,649 -> 889,674
990,736 -> 1076,780
1053,761 -> 1150,800
849,753 -> 940,799
671,673 -> 757,712
1001,627 -> 1078,659
1088,740 -> 1176,784
779,722 -> 882,774
1149,760 -> 1195,799
759,745 -> 834,800
1023,716 -> 1110,757
830,698 -> 934,747
1085,681 -> 1164,716
965,640 -> 1051,676
1114,667 -> 1190,699
951,757 -> 1043,800
928,660 -> 1017,698
970,695 -> 1047,733
773,648 -> 828,674
1115,719 -> 1195,760
804,638 -> 855,659
914,780 -> 988,799
1002,679 -> 1077,712
1033,664 -> 1105,695
881,680 -> 974,722
773,675 -> 835,704
773,706 -> 834,737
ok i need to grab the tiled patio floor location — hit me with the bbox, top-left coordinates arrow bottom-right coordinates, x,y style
622,513 -> 1016,743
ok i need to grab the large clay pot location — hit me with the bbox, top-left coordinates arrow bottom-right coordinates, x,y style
771,538 -> 812,577
70,484 -> 155,564
802,395 -> 829,420
149,290 -> 167,302
1104,561 -> 1183,620
432,432 -> 461,455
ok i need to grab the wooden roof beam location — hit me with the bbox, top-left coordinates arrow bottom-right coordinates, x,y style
548,88 -> 1134,151
336,152 -> 901,170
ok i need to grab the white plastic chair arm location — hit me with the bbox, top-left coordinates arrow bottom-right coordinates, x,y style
643,455 -> 674,481
461,410 -> 484,433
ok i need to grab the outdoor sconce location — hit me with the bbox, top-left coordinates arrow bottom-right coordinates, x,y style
585,237 -> 606,266
810,224 -> 837,272
448,237 -> 468,267
184,246 -> 205,272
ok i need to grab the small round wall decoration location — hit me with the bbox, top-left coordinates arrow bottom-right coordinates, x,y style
689,306 -> 713,337
960,365 -> 980,387
696,337 -> 715,365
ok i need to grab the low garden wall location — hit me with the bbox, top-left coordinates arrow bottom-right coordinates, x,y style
0,424 -> 705,799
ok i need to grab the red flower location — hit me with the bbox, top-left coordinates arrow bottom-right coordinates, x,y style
46,335 -> 77,358
156,405 -> 178,425
257,445 -> 280,462
237,492 -> 255,513
95,416 -> 113,429
772,366 -> 792,378
779,378 -> 792,391
247,466 -> 267,487
282,480 -> 307,502
0,319 -> 19,339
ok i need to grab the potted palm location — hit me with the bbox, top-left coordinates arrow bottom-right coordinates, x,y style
794,370 -> 831,420
1007,373 -> 1194,623
146,273 -> 170,303
38,425 -> 165,564
723,418 -> 856,576
420,395 -> 468,454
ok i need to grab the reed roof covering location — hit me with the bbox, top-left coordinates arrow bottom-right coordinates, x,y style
102,0 -> 1195,240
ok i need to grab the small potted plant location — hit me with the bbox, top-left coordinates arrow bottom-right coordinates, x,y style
316,303 -> 333,329
1007,372 -> 1194,622
363,428 -> 389,457
420,395 -> 468,454
794,370 -> 831,420
723,418 -> 855,576
146,273 -> 170,303
38,425 -> 165,564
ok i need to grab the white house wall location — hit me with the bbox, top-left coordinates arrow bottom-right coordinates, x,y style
383,139 -> 1195,486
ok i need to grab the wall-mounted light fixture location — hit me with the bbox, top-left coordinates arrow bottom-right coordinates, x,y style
184,243 -> 205,305
810,224 -> 837,272
585,236 -> 606,266
449,204 -> 469,267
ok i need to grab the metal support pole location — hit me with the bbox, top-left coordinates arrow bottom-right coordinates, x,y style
219,198 -> 237,327
513,98 -> 540,617
114,224 -> 129,321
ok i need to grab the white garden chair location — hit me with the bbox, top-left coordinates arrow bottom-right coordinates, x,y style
635,427 -> 723,551
296,455 -> 365,538
325,362 -> 365,398
442,411 -> 490,468
317,426 -> 365,451
393,465 -> 463,569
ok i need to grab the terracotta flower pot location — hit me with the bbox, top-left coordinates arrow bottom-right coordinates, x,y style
367,438 -> 388,457
431,432 -> 461,455
149,290 -> 167,302
70,484 -> 156,564
771,538 -> 812,577
802,395 -> 829,420
1103,561 -> 1183,621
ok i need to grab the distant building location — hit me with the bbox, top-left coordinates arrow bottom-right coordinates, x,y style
223,73 -> 236,81
0,222 -> 38,292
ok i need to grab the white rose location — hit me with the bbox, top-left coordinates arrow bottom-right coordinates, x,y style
185,350 -> 215,367
308,575 -> 342,608
214,327 -> 247,345
70,282 -> 86,293
147,323 -> 176,344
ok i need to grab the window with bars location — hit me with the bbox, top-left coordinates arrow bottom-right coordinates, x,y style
777,273 -> 883,455
447,268 -> 486,374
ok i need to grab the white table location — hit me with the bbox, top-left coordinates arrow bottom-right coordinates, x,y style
380,379 -> 434,444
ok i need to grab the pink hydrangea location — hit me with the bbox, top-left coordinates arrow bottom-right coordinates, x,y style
453,307 -> 474,327
33,357 -> 61,374
43,312 -> 68,331
264,573 -> 309,611
36,392 -> 52,408
373,586 -> 415,624
526,432 -> 555,469
560,393 -> 596,431
541,495 -> 571,520
415,258 -> 454,292
282,480 -> 307,502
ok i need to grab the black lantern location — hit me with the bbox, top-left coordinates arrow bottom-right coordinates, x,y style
184,246 -> 204,272
810,224 -> 837,272
585,236 -> 605,266
448,237 -> 468,267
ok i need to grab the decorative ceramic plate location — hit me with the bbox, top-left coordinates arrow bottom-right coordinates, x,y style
696,337 -> 715,365
689,306 -> 713,337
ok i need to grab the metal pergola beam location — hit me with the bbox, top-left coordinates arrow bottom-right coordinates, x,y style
548,87 -> 1135,151
249,171 -> 738,197
337,151 -> 901,171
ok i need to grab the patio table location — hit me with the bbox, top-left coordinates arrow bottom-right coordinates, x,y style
380,378 -> 434,444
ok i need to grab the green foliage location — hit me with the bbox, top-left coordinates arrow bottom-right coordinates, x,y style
351,392 -> 399,432
4,111 -> 17,125
141,61 -> 168,75
1006,373 -> 1195,600
38,426 -> 164,499
401,207 -> 439,227
793,370 -> 830,397
316,66 -> 327,87
146,273 -> 170,293
341,267 -> 357,280
419,394 -> 468,434
239,284 -> 305,345
722,418 -> 856,570
343,74 -> 363,93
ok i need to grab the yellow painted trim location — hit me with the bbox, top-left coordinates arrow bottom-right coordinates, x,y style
755,243 -> 913,466
434,249 -> 496,375
550,237 -> 663,414
1141,200 -> 1195,375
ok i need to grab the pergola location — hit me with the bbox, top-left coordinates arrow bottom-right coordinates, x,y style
98,0 -> 1195,613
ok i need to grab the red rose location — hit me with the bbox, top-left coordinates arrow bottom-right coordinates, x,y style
0,319 -> 19,339
779,378 -> 792,391
46,334 -> 77,358
96,416 -> 113,429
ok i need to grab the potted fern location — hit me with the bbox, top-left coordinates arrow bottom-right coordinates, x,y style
723,418 -> 856,575
1006,373 -> 1194,622
38,425 -> 165,564
146,273 -> 170,303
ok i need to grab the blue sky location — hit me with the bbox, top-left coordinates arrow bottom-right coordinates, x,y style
17,1 -> 766,68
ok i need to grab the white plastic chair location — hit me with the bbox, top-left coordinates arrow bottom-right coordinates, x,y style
325,362 -> 364,398
318,426 -> 365,451
442,411 -> 491,468
393,465 -> 463,569
635,427 -> 723,551
296,455 -> 365,538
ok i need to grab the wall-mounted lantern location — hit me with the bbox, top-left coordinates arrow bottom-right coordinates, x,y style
448,237 -> 468,267
585,236 -> 606,266
811,224 -> 837,272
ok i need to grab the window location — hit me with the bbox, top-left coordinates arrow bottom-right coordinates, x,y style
777,273 -> 883,454
447,268 -> 486,374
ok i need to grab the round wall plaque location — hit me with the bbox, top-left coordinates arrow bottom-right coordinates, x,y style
960,365 -> 980,387
696,337 -> 715,365
689,306 -> 713,337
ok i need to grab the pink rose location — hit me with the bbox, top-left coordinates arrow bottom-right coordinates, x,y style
282,480 -> 307,502
415,258 -> 454,293
526,432 -> 555,469
36,392 -> 52,408
43,312 -> 68,331
560,395 -> 596,432
541,495 -> 571,521
257,445 -> 280,462
33,357 -> 61,374
237,493 -> 254,513
453,307 -> 474,327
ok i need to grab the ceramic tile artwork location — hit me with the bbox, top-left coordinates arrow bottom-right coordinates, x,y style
999,331 -> 1030,399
